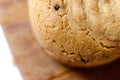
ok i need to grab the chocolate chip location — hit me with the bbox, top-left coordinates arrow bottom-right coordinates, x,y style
81,57 -> 89,64
54,4 -> 60,11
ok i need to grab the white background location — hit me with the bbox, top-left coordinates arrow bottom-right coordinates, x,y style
0,25 -> 23,80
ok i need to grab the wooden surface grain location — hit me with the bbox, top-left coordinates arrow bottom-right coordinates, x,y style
0,0 -> 120,80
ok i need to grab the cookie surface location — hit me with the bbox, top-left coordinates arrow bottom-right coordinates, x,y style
29,0 -> 120,67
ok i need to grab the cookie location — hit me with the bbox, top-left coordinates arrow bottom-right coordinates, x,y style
29,0 -> 120,67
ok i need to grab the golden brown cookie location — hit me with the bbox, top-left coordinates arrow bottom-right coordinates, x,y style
29,0 -> 120,67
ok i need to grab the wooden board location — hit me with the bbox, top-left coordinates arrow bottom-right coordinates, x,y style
0,0 -> 120,80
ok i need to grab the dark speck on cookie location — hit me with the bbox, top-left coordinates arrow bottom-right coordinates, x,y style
81,57 -> 89,64
54,4 -> 60,11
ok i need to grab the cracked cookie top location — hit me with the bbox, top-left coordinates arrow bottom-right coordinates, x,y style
29,0 -> 120,67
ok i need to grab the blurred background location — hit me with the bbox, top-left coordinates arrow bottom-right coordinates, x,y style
0,25 -> 22,80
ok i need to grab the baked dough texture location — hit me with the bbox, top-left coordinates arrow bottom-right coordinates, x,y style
29,0 -> 120,67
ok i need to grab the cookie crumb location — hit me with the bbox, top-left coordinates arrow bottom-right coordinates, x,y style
54,4 -> 60,11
